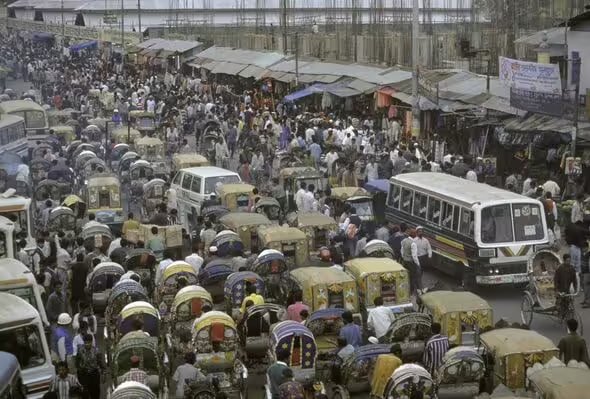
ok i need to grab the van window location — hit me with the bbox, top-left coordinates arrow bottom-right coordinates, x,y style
413,192 -> 428,219
0,325 -> 46,369
204,175 -> 240,195
459,208 -> 474,236
428,198 -> 441,224
190,177 -> 202,194
181,174 -> 193,190
400,188 -> 413,214
1,287 -> 38,314
172,172 -> 182,185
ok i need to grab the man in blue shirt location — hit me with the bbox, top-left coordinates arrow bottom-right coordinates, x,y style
309,138 -> 322,168
339,310 -> 362,347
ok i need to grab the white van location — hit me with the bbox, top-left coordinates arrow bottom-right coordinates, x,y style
0,292 -> 54,398
171,166 -> 241,227
0,259 -> 48,327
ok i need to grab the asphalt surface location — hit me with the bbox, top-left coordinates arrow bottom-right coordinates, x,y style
6,77 -> 590,398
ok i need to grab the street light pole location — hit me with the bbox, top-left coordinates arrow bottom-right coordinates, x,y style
295,31 -> 299,86
61,0 -> 65,38
121,0 -> 125,49
137,0 -> 142,42
411,0 -> 420,138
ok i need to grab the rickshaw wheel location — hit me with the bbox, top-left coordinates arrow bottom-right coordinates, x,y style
520,292 -> 534,327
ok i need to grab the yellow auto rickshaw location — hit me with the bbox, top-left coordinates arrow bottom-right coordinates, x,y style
86,175 -> 122,213
287,212 -> 338,251
257,226 -> 309,267
217,183 -> 256,212
344,257 -> 412,315
219,212 -> 272,254
129,110 -> 156,134
50,125 -> 75,145
172,153 -> 209,174
330,186 -> 374,222
419,290 -> 493,347
480,328 -> 558,390
279,167 -> 323,212
112,125 -> 141,144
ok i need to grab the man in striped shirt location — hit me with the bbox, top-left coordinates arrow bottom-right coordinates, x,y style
423,322 -> 450,375
50,362 -> 82,399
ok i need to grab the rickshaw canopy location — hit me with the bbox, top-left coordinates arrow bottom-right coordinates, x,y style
161,261 -> 198,282
62,194 -> 85,207
279,166 -> 321,179
89,262 -> 125,281
107,280 -> 148,308
81,223 -> 112,240
112,381 -> 155,399
119,301 -> 160,337
290,267 -> 358,312
528,367 -> 590,399
224,271 -> 265,308
220,212 -> 272,229
270,320 -> 317,369
420,291 -> 492,315
258,226 -> 307,243
480,328 -> 557,358
192,310 -> 236,332
330,186 -> 370,200
172,285 -> 213,311
120,301 -> 160,320
172,153 -> 210,169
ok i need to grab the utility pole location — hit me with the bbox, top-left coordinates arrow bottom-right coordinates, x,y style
61,0 -> 65,38
137,0 -> 142,41
121,0 -> 125,49
282,0 -> 288,54
411,0 -> 420,137
295,31 -> 299,86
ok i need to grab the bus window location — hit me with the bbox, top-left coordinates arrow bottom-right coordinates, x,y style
413,192 -> 428,219
513,203 -> 543,241
0,231 -> 6,258
190,177 -> 202,194
481,204 -> 513,243
388,184 -> 401,209
400,188 -> 413,214
459,209 -> 474,236
428,198 -> 441,224
441,203 -> 454,230
181,174 -> 193,191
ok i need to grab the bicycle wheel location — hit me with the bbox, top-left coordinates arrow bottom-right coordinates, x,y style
520,292 -> 535,327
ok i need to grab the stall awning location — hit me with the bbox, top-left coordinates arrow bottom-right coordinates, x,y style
283,80 -> 364,102
211,61 -> 246,76
284,85 -> 322,102
239,65 -> 267,80
70,40 -> 98,52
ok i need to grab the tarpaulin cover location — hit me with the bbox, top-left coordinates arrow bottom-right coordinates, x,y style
364,179 -> 389,194
70,40 -> 98,52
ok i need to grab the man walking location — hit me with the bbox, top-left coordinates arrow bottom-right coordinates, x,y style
75,334 -> 104,399
401,229 -> 420,294
423,322 -> 450,375
558,319 -> 589,365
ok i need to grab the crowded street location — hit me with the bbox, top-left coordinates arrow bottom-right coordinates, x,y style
1,12 -> 590,399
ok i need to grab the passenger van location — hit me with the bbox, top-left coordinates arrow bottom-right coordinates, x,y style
171,166 -> 241,227
0,258 -> 48,327
0,351 -> 26,399
0,100 -> 49,146
0,293 -> 54,398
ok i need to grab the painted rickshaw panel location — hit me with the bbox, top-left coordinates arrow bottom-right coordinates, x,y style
270,320 -> 317,369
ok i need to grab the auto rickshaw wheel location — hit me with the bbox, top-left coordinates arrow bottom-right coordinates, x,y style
520,291 -> 534,327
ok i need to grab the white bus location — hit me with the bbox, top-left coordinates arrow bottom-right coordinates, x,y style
171,166 -> 241,228
0,100 -> 49,147
0,114 -> 28,158
386,172 -> 549,287
0,293 -> 54,398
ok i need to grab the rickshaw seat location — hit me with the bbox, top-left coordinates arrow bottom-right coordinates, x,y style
246,313 -> 263,337
211,323 -> 225,343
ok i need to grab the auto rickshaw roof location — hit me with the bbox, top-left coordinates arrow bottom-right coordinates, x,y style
528,367 -> 590,399
258,226 -> 307,242
420,290 -> 491,314
480,328 -> 557,357
173,153 -> 209,165
290,266 -> 355,286
0,292 -> 38,324
0,99 -> 45,113
192,310 -> 236,331
220,212 -> 272,228
136,137 -> 163,146
330,186 -> 370,200
50,125 -> 74,133
344,257 -> 407,277
88,175 -> 120,187
217,183 -> 255,195
294,212 -> 338,228
279,166 -> 321,178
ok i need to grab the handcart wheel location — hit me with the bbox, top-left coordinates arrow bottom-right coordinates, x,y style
520,292 -> 535,327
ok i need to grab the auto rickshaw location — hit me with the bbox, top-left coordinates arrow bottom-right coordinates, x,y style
171,153 -> 209,174
34,179 -> 62,209
528,364 -> 590,399
142,179 -> 166,219
156,261 -> 199,317
62,194 -> 86,218
224,271 -> 265,319
210,230 -> 244,257
111,382 -> 155,399
123,249 -> 157,294
287,212 -> 338,252
250,249 -> 290,303
436,346 -> 486,399
129,110 -> 156,135
86,175 -> 122,215
254,197 -> 283,223
266,321 -> 323,396
238,303 -> 286,363
480,328 -> 558,390
306,308 -> 346,367
112,125 -> 141,145
104,280 -> 149,347
109,331 -> 168,397
344,257 -> 412,316
197,258 -> 234,305
383,312 -> 432,361
330,187 -> 374,223
189,311 -> 247,399
47,207 -> 77,237
379,364 -> 435,399
419,290 -> 493,347
217,183 -> 255,212
279,166 -> 324,212
111,143 -> 130,170
51,125 -> 75,145
289,267 -> 360,322
257,226 -> 309,267
166,285 -> 213,360
219,212 -> 272,254
87,261 -> 125,313
135,136 -> 167,178
359,239 -> 395,259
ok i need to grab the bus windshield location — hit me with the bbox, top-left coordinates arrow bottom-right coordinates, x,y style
0,210 -> 28,240
480,203 -> 544,244
0,324 -> 46,370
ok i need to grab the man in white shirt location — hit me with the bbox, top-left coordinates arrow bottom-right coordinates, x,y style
542,180 -> 561,198
155,250 -> 174,285
366,158 -> 379,181
305,126 -> 315,144
465,169 -> 478,182
107,235 -> 122,257
185,242 -> 204,274
302,184 -> 315,212
367,296 -> 396,339
295,182 -> 307,211
414,226 -> 432,271
401,229 -> 421,294
146,97 -> 156,113
325,149 -> 339,176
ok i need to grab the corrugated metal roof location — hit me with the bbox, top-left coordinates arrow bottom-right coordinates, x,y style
348,78 -> 377,94
195,46 -> 285,68
211,61 -> 247,75
238,65 -> 267,80
275,73 -> 296,83
479,96 -> 525,116
503,113 -> 581,133
33,0 -> 85,9
515,27 -> 568,46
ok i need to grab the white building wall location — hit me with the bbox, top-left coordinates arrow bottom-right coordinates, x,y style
565,31 -> 590,95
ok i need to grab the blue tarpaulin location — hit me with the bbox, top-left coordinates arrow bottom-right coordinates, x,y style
283,80 -> 362,102
32,32 -> 54,41
283,84 -> 326,102
364,179 -> 389,193
70,40 -> 98,52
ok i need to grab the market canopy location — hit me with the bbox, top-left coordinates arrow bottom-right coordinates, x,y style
283,79 -> 367,102
70,40 -> 97,52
